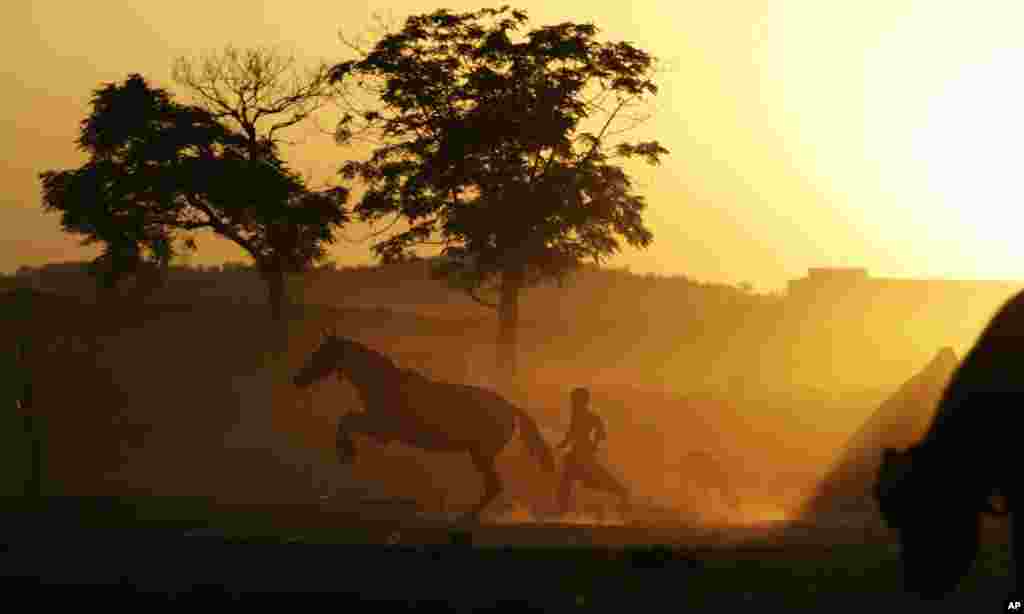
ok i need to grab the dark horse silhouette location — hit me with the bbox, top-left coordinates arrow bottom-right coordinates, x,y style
293,330 -> 556,522
875,289 -> 1023,599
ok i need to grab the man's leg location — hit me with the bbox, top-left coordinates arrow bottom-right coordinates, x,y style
558,457 -> 578,515
579,456 -> 630,505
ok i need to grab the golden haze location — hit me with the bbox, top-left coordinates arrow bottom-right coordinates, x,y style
6,2 -> 1024,288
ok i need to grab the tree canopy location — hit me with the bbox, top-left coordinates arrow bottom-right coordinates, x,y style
39,73 -> 348,316
330,7 -> 666,275
328,6 -> 668,378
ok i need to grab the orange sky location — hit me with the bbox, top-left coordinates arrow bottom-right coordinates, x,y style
6,1 -> 1024,291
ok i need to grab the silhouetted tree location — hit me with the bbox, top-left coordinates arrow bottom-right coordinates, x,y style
86,233 -> 177,302
172,46 -> 347,321
329,6 -> 668,382
39,74 -> 349,324
38,144 -> 187,301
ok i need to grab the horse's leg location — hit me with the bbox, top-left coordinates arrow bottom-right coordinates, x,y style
335,412 -> 399,464
588,461 -> 629,517
575,454 -> 629,504
335,414 -> 357,464
458,449 -> 503,523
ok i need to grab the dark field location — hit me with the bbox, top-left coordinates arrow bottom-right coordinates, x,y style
0,497 -> 1014,610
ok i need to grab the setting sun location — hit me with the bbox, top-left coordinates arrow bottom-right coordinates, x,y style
854,2 -> 1024,281
8,1 -> 1024,287
911,51 -> 1024,276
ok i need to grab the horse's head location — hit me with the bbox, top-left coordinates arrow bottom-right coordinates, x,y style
875,448 -> 916,529
294,330 -> 397,390
875,445 -> 982,600
293,328 -> 348,389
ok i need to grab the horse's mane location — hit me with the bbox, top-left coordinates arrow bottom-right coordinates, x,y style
872,293 -> 1024,598
975,288 -> 1024,342
923,291 -> 1024,447
340,337 -> 399,370
910,290 -> 1024,498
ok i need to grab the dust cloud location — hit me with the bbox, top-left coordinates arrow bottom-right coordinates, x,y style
5,262 -> 1017,530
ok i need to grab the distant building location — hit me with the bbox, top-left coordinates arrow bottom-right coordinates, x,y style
787,268 -> 869,304
786,267 -> 1022,306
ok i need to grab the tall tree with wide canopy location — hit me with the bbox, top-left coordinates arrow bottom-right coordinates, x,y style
39,74 -> 348,322
329,6 -> 668,383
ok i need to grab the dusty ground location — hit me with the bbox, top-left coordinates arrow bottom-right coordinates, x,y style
0,498 -> 1015,610
0,531 -> 1013,611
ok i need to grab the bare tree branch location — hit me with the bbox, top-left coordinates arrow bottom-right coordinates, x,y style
173,45 -> 343,156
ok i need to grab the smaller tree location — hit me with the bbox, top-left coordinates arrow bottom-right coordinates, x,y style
39,155 -> 192,301
40,74 -> 348,324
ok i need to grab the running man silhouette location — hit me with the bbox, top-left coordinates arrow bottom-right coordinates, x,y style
556,387 -> 630,515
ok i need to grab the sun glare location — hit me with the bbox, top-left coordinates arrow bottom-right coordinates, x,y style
911,50 -> 1024,276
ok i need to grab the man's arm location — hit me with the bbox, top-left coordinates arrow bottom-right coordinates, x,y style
594,416 -> 607,445
557,413 -> 578,450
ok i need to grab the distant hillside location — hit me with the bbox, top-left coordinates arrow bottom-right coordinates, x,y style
11,261 -> 771,389
12,258 -> 1018,396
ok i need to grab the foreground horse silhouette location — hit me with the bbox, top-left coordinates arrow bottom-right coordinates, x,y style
875,290 -> 1023,599
293,331 -> 556,522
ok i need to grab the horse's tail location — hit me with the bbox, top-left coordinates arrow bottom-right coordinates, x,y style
513,406 -> 556,473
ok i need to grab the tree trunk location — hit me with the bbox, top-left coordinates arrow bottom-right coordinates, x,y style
96,269 -> 121,304
265,269 -> 287,323
133,261 -> 162,302
151,249 -> 170,294
263,268 -> 289,359
496,264 -> 524,387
